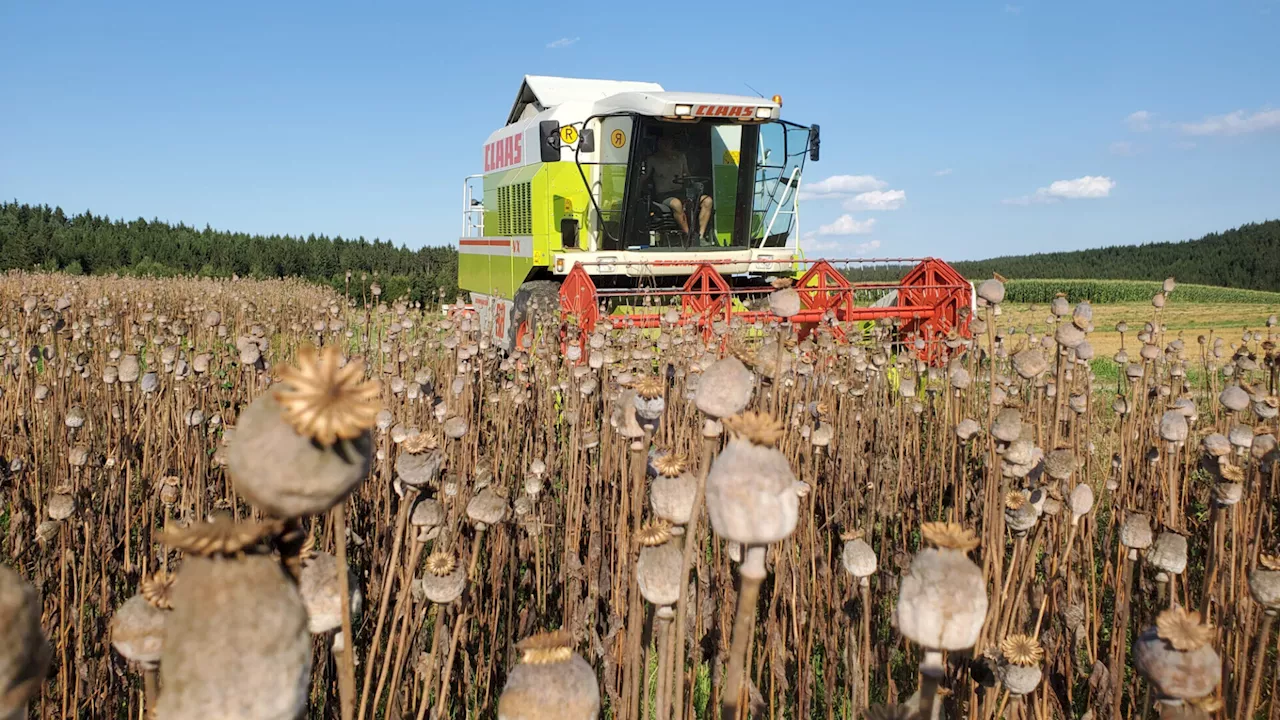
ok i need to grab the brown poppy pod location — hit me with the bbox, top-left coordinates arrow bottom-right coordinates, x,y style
705,431 -> 798,546
694,357 -> 754,419
636,535 -> 682,608
110,594 -> 167,669
227,390 -> 371,518
1134,610 -> 1220,700
497,631 -> 600,720
297,551 -> 362,635
0,564 -> 51,720
156,555 -> 312,720
977,278 -> 1005,305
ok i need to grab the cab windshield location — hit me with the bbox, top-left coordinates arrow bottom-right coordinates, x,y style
586,117 -> 808,252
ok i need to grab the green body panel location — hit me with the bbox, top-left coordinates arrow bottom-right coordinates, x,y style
458,162 -> 592,300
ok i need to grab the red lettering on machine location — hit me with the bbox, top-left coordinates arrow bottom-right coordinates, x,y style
484,134 -> 524,172
693,105 -> 757,118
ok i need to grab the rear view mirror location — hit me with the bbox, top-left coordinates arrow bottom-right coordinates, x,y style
561,218 -> 579,249
808,124 -> 821,162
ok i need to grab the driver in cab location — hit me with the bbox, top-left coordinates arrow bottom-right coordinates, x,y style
639,130 -> 714,244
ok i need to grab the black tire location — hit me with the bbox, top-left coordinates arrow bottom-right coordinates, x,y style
510,280 -> 562,350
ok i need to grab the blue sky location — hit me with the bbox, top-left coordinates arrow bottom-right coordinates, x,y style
2,0 -> 1277,260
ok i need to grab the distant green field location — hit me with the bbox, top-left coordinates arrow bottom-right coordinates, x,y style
1005,279 -> 1280,305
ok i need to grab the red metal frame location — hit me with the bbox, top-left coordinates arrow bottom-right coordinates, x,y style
550,258 -> 972,364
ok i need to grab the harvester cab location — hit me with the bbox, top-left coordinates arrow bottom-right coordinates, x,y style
459,75 -> 971,362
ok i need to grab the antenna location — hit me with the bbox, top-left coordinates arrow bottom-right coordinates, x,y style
743,82 -> 765,99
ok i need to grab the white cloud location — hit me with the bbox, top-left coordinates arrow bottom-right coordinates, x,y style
816,214 -> 876,236
1174,140 -> 1197,150
1004,4 -> 1022,14
1179,108 -> 1280,136
1126,110 -> 1153,132
799,174 -> 887,200
1109,141 -> 1135,156
1004,175 -> 1116,205
802,235 -> 881,255
843,189 -> 906,211
934,168 -> 953,177
546,37 -> 580,49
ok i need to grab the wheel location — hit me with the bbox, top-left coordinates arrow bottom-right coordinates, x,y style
510,280 -> 562,351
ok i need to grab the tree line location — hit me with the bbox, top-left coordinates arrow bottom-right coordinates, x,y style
844,219 -> 1280,290
0,202 -> 460,303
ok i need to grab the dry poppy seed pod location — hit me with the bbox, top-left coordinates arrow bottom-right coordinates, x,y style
1120,513 -> 1154,551
119,354 -> 140,383
110,589 -> 169,669
156,554 -> 311,720
1228,424 -> 1253,450
769,287 -> 801,318
1159,411 -> 1189,444
956,418 -> 981,442
977,277 -> 1005,305
895,523 -> 987,651
1152,292 -> 1166,309
841,535 -> 877,580
636,522 -> 681,607
467,488 -> 509,530
46,492 -> 75,521
1254,396 -> 1279,420
443,416 -> 468,439
411,498 -> 445,542
298,551 -> 362,634
998,634 -> 1044,695
650,454 -> 696,526
1249,555 -> 1280,610
1219,385 -> 1250,412
420,552 -> 466,604
1149,532 -> 1188,575
1251,433 -> 1277,462
992,409 -> 1022,443
1055,322 -> 1086,350
631,376 -> 666,421
1134,607 -> 1221,700
1202,433 -> 1230,457
395,445 -> 443,489
1069,483 -> 1094,523
705,412 -> 799,546
498,630 -> 600,720
65,406 -> 85,429
692,357 -> 754,418
1004,493 -> 1038,534
227,388 -> 372,518
1045,449 -> 1075,481
1072,301 -> 1092,330
1050,296 -> 1070,317
0,564 -> 52,719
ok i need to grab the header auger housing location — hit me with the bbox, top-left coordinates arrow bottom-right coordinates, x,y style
515,257 -> 973,365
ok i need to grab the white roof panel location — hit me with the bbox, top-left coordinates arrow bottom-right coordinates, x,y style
508,75 -> 664,124
595,91 -> 780,119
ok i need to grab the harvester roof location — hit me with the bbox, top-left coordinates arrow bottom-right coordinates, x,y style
507,75 -> 664,124
506,75 -> 781,125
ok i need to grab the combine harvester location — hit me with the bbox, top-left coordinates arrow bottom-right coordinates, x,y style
458,75 -> 973,363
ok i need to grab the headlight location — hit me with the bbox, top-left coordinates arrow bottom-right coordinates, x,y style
755,107 -> 773,119
674,104 -> 693,117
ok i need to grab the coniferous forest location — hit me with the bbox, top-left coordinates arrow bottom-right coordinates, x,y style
845,219 -> 1280,290
0,202 -> 459,303
2,201 -> 1277,297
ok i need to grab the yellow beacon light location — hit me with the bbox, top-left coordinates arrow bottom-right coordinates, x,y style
772,94 -> 783,106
